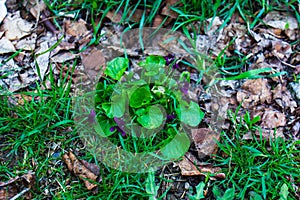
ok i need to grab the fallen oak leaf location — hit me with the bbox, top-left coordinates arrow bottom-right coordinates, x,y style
178,152 -> 225,179
236,78 -> 272,108
62,151 -> 99,190
80,47 -> 106,82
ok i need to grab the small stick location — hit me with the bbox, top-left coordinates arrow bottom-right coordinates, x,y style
10,188 -> 30,200
40,12 -> 58,34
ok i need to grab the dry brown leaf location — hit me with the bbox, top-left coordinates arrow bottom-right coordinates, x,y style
80,160 -> 101,177
205,17 -> 223,36
65,19 -> 89,39
0,0 -> 7,24
152,14 -> 164,28
106,10 -> 122,23
191,128 -> 220,159
62,151 -> 99,190
161,0 -> 179,19
263,11 -> 299,40
0,59 -> 23,92
271,40 -> 292,60
178,152 -> 225,178
15,33 -> 37,50
29,0 -> 46,19
13,94 -> 34,105
272,84 -> 297,112
128,9 -> 144,22
237,79 -> 272,108
0,37 -> 15,54
51,51 -> 77,63
50,41 -> 76,56
261,109 -> 286,129
80,47 -> 106,81
263,11 -> 298,30
3,12 -> 33,40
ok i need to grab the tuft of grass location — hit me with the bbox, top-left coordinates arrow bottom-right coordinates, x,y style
44,0 -> 299,45
0,60 -> 154,198
213,107 -> 300,199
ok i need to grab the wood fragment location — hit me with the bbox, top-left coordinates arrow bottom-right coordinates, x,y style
40,12 -> 58,34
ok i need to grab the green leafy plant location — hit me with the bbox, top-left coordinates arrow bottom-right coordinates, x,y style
94,55 -> 204,155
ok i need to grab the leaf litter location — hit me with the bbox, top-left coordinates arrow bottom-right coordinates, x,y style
0,1 -> 299,199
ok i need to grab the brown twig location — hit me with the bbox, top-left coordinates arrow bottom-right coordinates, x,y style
40,12 -> 59,34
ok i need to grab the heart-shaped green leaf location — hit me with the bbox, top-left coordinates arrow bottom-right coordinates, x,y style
137,105 -> 164,129
105,57 -> 129,80
138,55 -> 165,76
176,101 -> 204,127
95,117 -> 115,137
111,92 -> 126,118
129,86 -> 151,108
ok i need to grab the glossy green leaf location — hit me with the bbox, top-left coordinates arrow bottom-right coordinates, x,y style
95,117 -> 114,137
177,101 -> 204,127
111,92 -> 126,118
137,105 -> 164,129
129,86 -> 151,108
102,103 -> 113,118
105,57 -> 129,80
160,131 -> 190,160
138,55 -> 166,76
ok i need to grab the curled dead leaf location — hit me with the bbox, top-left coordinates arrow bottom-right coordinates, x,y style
161,0 -> 179,19
80,47 -> 106,82
62,151 -> 99,190
65,19 -> 89,39
263,11 -> 299,40
261,109 -> 286,129
178,152 -> 225,179
272,84 -> 297,113
152,14 -> 164,28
